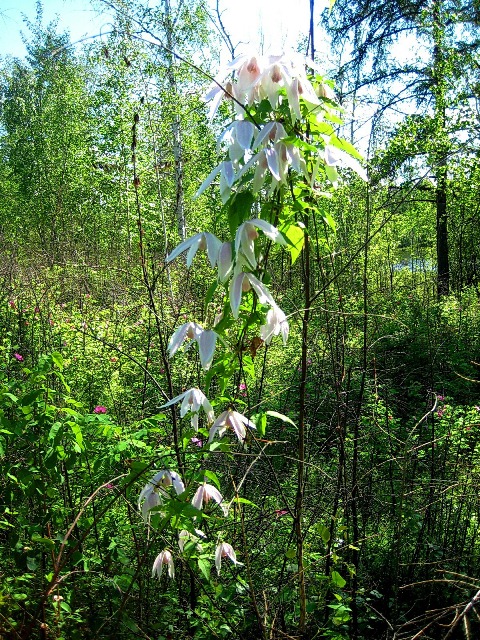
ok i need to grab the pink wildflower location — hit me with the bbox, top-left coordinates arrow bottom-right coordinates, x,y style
94,405 -> 107,414
14,353 -> 24,362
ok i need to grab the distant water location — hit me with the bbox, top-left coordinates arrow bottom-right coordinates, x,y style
392,257 -> 435,272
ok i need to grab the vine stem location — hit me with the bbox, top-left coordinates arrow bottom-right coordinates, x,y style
296,225 -> 310,635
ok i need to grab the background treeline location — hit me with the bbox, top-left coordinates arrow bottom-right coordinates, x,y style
1,1 -> 480,639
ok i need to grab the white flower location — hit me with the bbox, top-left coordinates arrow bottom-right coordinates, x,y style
138,470 -> 185,521
215,542 -> 241,574
252,121 -> 287,150
234,219 -> 287,268
178,528 -> 206,553
160,388 -> 214,430
208,409 -> 256,444
229,272 -> 276,319
204,52 -> 321,120
167,322 -> 219,370
323,145 -> 367,182
192,482 -> 228,516
237,140 -> 308,194
217,242 -> 233,283
217,120 -> 255,161
152,549 -> 175,579
166,232 -> 222,268
260,305 -> 289,345
196,160 -> 236,203
138,487 -> 163,522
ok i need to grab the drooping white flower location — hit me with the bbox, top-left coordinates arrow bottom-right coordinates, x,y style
260,305 -> 289,345
160,388 -> 214,430
167,322 -> 219,370
178,528 -> 206,553
217,120 -> 256,161
208,409 -> 256,444
138,470 -> 185,521
167,322 -> 203,357
196,160 -> 236,203
234,219 -> 287,268
252,121 -> 288,150
323,145 -> 367,182
215,542 -> 241,574
192,482 -> 228,516
152,549 -> 175,579
229,272 -> 276,319
138,486 -> 163,522
166,232 -> 222,268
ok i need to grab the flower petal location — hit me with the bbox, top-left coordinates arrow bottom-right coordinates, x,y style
246,273 -> 276,307
197,330 -> 218,370
196,163 -> 221,198
229,274 -> 245,319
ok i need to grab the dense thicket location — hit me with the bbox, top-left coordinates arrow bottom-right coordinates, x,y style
1,2 -> 480,640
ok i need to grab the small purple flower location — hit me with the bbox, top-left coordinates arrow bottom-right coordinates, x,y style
475,406 -> 480,412
13,353 -> 24,362
105,483 -> 114,489
275,509 -> 288,518
191,436 -> 203,447
239,382 -> 246,391
437,395 -> 445,402
436,408 -> 445,418
93,405 -> 107,414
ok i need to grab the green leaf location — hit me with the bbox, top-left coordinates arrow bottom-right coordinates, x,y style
322,210 -> 337,233
266,410 -> 297,427
232,497 -> 258,509
329,135 -> 364,161
252,413 -> 267,437
1,392 -> 18,404
205,281 -> 218,309
202,470 -> 220,488
325,165 -> 338,185
197,557 -> 211,581
51,352 -> 64,370
69,423 -> 83,450
31,534 -> 54,548
285,548 -> 296,559
228,191 -> 254,236
315,523 -> 331,543
331,570 -> 346,588
48,422 -> 63,441
19,389 -> 44,407
281,224 -> 305,265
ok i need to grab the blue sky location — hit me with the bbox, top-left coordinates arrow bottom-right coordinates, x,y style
0,0 -> 330,60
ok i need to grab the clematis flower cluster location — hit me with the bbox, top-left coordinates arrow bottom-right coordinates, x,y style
204,51 -> 322,121
139,467 -> 240,581
196,119 -> 308,202
198,52 -> 328,202
166,217 -> 289,355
